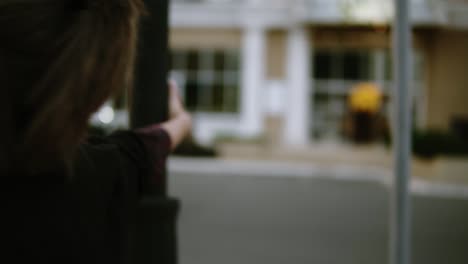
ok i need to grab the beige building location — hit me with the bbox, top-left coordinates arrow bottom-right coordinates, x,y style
168,0 -> 468,146
166,0 -> 468,146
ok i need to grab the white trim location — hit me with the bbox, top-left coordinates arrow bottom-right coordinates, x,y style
240,26 -> 266,137
170,0 -> 468,29
284,26 -> 312,146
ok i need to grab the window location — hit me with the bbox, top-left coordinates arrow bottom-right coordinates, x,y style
314,50 -> 373,81
312,49 -> 381,140
311,48 -> 425,140
313,52 -> 333,79
170,49 -> 241,113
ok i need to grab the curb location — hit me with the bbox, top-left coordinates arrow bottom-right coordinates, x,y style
168,157 -> 468,199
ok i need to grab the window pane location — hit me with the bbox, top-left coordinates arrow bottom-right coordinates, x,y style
199,50 -> 214,70
171,49 -> 240,113
214,51 -> 225,73
314,51 -> 332,79
171,50 -> 186,70
224,84 -> 239,112
361,52 -> 372,80
225,50 -> 240,71
187,50 -> 199,71
212,84 -> 224,112
343,51 -> 373,80
197,83 -> 213,111
185,81 -> 199,111
342,52 -> 361,80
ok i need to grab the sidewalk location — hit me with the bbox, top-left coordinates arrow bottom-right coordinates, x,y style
169,141 -> 468,197
215,141 -> 468,184
169,156 -> 468,199
216,141 -> 393,168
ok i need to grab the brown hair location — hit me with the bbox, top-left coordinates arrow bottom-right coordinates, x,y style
0,0 -> 145,174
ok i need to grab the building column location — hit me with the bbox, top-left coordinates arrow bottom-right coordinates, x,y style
284,26 -> 312,146
240,26 -> 266,137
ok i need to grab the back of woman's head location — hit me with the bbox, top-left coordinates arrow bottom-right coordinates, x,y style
0,0 -> 145,175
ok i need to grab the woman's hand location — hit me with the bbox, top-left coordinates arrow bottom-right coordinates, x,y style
168,80 -> 187,119
161,80 -> 192,150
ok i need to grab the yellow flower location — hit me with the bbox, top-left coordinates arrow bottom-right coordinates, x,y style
349,82 -> 383,113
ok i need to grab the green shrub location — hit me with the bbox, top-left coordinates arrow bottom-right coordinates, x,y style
412,130 -> 468,159
173,138 -> 217,157
385,129 -> 468,159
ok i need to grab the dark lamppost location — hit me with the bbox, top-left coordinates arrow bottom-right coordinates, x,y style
130,1 -> 179,264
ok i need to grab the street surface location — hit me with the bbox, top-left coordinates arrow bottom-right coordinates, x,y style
168,158 -> 468,264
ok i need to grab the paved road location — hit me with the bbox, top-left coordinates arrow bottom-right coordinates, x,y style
168,162 -> 468,264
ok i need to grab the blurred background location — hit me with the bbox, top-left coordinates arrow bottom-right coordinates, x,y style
91,0 -> 468,263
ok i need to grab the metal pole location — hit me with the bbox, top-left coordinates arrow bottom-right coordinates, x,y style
130,1 -> 180,264
391,0 -> 413,264
131,0 -> 170,196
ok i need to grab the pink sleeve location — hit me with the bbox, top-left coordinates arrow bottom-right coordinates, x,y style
134,125 -> 172,189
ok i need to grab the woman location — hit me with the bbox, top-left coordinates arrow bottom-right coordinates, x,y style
0,0 -> 191,263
